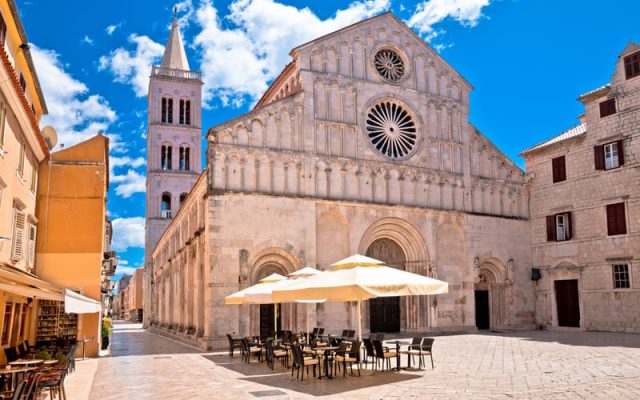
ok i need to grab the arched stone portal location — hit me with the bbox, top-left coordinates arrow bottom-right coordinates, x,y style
367,238 -> 405,332
474,258 -> 512,331
358,218 -> 433,333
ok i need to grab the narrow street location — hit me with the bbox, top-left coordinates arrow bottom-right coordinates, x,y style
75,321 -> 640,399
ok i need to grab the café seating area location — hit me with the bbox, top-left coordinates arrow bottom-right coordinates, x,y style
226,328 -> 436,382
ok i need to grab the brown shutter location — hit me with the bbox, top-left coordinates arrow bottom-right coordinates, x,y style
607,203 -> 627,235
559,156 -> 566,181
565,212 -> 572,240
546,215 -> 556,242
594,145 -> 605,170
617,203 -> 627,235
552,158 -> 558,183
617,140 -> 625,166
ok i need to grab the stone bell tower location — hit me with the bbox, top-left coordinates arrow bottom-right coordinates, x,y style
143,11 -> 203,327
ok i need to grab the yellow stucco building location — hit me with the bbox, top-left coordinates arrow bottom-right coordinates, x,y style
35,134 -> 115,357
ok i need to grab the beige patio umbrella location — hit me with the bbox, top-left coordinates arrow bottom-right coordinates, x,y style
224,273 -> 287,338
244,267 -> 324,343
272,254 -> 449,340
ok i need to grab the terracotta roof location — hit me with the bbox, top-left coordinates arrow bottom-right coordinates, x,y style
520,123 -> 586,155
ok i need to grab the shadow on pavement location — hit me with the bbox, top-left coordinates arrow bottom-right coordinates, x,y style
476,330 -> 640,349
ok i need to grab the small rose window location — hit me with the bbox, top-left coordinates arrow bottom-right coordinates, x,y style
374,49 -> 405,82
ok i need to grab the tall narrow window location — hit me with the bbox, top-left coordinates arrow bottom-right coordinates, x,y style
179,192 -> 188,207
30,159 -> 37,192
11,209 -> 25,261
167,146 -> 172,170
179,147 -> 184,170
0,103 -> 6,148
185,100 -> 191,125
606,202 -> 627,236
18,139 -> 25,176
624,51 -> 640,80
1,303 -> 12,345
185,147 -> 190,171
179,100 -> 185,124
18,306 -> 27,339
161,193 -> 172,219
10,304 -> 20,344
167,98 -> 173,123
552,155 -> 566,183
179,146 -> 190,171
161,145 -> 167,170
161,98 -> 167,123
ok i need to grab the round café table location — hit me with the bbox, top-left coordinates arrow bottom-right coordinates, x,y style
385,340 -> 411,372
9,359 -> 44,367
0,366 -> 36,391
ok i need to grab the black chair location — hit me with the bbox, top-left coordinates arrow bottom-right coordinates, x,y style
4,348 -> 18,363
240,338 -> 262,363
335,340 -> 361,377
330,341 -> 350,376
399,337 -> 423,368
420,338 -> 435,369
226,334 -> 242,357
265,339 -> 289,370
10,380 -> 26,400
372,340 -> 396,371
375,333 -> 385,341
362,338 -> 376,366
347,330 -> 356,338
340,330 -> 348,338
38,362 -> 69,400
290,345 -> 319,381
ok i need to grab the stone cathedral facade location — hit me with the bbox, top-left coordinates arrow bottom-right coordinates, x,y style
146,13 -> 538,349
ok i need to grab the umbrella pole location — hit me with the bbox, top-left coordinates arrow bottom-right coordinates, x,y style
357,299 -> 362,340
306,303 -> 310,344
274,303 -> 278,340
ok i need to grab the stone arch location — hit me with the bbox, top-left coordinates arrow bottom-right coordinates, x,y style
358,217 -> 429,264
474,256 -> 512,331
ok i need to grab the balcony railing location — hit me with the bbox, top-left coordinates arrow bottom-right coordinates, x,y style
151,66 -> 201,81
161,210 -> 172,219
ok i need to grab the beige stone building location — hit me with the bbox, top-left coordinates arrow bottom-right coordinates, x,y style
148,12 -> 536,349
127,268 -> 144,322
522,42 -> 640,333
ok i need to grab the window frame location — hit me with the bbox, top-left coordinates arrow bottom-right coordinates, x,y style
606,202 -> 627,236
604,142 -> 619,170
1,303 -> 12,345
0,102 -> 6,150
551,155 -> 566,183
17,138 -> 25,177
612,264 -> 631,289
599,98 -> 616,118
624,51 -> 640,80
556,213 -> 567,241
546,211 -> 572,242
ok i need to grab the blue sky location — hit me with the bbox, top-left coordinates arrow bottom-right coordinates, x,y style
15,0 -> 639,279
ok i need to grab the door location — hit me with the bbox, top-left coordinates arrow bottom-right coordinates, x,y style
369,297 -> 400,333
555,279 -> 580,327
475,290 -> 490,330
260,304 -> 281,338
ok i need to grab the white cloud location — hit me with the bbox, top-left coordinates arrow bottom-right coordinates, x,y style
111,169 -> 146,198
111,217 -> 145,252
407,0 -> 491,37
83,35 -> 94,46
106,24 -> 119,35
194,0 -> 390,106
115,258 -> 142,276
174,0 -> 195,28
99,34 -> 164,97
31,46 -> 117,150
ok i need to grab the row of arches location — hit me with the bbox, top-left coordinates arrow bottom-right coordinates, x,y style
160,192 -> 189,219
161,97 -> 192,125
160,144 -> 191,171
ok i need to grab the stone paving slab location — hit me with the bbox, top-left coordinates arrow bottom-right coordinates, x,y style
87,321 -> 640,399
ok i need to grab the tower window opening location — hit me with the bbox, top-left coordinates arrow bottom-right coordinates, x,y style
161,145 -> 173,170
179,146 -> 190,171
179,99 -> 191,125
161,193 -> 172,219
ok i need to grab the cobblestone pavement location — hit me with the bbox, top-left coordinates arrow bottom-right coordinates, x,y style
88,321 -> 640,400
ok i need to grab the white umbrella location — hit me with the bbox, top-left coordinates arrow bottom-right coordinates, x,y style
272,254 -> 449,340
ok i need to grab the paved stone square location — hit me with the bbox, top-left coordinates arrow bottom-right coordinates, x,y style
85,321 -> 640,399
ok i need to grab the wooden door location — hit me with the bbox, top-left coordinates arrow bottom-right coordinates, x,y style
366,239 -> 405,333
260,304 -> 281,338
555,279 -> 580,327
474,290 -> 490,330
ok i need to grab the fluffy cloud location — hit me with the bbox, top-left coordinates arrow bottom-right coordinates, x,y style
83,35 -> 94,46
407,0 -> 491,37
98,34 -> 164,97
111,169 -> 146,198
111,217 -> 145,252
115,258 -> 142,276
106,24 -> 119,35
194,0 -> 390,106
31,46 -> 117,149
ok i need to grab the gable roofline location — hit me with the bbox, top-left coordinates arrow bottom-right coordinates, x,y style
520,123 -> 587,156
470,124 -> 524,175
290,11 -> 472,91
254,61 -> 296,110
577,83 -> 610,102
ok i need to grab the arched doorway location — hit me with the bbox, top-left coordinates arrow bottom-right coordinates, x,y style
474,259 -> 511,331
367,238 -> 405,333
256,264 -> 284,338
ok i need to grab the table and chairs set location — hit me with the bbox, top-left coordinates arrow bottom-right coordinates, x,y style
0,341 -> 78,399
227,328 -> 436,382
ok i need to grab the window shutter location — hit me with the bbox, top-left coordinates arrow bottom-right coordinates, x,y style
11,211 -> 25,261
617,140 -> 625,166
27,224 -> 36,268
565,212 -> 572,240
594,145 -> 605,170
616,203 -> 627,235
607,203 -> 627,236
546,215 -> 556,242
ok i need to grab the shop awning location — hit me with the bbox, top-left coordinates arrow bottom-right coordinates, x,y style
0,264 -> 102,314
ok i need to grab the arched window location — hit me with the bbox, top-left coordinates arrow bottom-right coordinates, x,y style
179,99 -> 191,125
161,98 -> 173,123
161,193 -> 172,219
179,192 -> 188,207
179,146 -> 190,171
161,145 -> 172,170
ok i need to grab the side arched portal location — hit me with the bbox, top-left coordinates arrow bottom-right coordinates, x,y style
474,258 -> 512,331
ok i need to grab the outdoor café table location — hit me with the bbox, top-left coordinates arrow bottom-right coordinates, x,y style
42,360 -> 58,366
0,366 -> 35,391
9,359 -> 44,367
386,340 -> 411,372
317,346 -> 339,379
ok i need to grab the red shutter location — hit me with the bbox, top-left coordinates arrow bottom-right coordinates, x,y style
594,145 -> 605,170
565,212 -> 572,240
552,158 -> 558,182
607,203 -> 627,235
617,203 -> 627,235
617,140 -> 625,166
546,215 -> 556,242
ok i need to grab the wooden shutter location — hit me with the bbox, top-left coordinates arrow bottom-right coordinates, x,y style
594,145 -> 605,170
565,212 -> 572,240
11,210 -> 25,261
617,140 -> 625,166
546,215 -> 556,242
552,156 -> 566,183
607,203 -> 627,236
27,224 -> 36,268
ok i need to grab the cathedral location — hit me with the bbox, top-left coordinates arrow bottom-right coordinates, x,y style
144,12 -> 640,350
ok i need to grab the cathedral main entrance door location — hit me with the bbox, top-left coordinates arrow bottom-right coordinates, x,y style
260,303 -> 281,338
367,238 -> 405,333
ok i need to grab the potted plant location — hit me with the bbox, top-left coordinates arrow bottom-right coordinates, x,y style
101,317 -> 112,350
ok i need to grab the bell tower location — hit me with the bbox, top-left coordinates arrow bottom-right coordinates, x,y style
144,11 -> 202,327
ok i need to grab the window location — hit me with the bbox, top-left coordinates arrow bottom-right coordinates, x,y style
19,74 -> 26,93
612,264 -> 630,289
161,145 -> 172,170
179,192 -> 188,207
606,202 -> 627,236
161,98 -> 173,123
546,212 -> 572,242
594,140 -> 624,170
179,146 -> 190,171
161,98 -> 167,123
18,305 -> 27,339
30,159 -> 37,192
10,304 -> 20,344
552,155 -> 566,183
0,103 -> 6,149
18,138 -> 25,176
161,193 -> 172,219
11,209 -> 25,261
1,303 -> 11,345
27,223 -> 36,268
599,99 -> 616,118
179,99 -> 191,125
624,51 -> 640,80
0,13 -> 6,46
